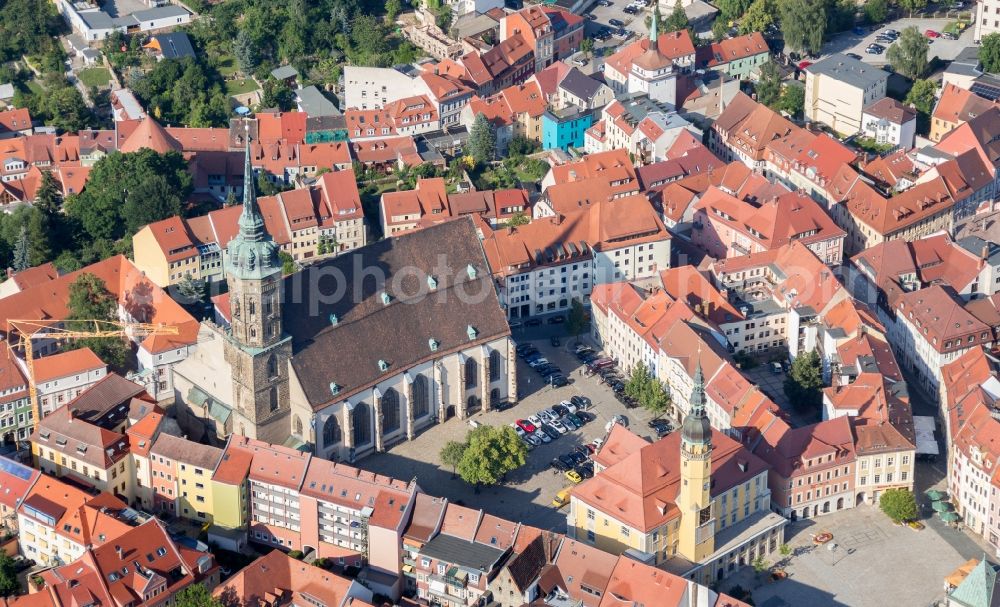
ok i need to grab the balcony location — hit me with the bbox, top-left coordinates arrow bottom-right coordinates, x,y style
431,567 -> 469,589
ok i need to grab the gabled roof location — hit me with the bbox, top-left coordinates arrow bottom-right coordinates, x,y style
119,118 -> 181,154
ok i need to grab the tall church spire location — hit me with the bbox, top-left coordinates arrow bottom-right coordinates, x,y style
650,6 -> 658,44
239,135 -> 267,242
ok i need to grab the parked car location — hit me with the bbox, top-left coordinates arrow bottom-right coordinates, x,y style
575,462 -> 594,479
528,414 -> 543,428
845,52 -> 862,60
597,0 -> 612,6
797,60 -> 813,70
866,45 -> 884,54
566,412 -> 584,427
493,400 -> 514,412
558,453 -> 576,468
550,458 -> 571,472
526,318 -> 542,326
550,374 -> 568,387
543,424 -> 562,440
561,415 -> 580,430
771,361 -> 782,374
534,429 -> 552,443
623,5 -> 637,13
547,315 -> 566,324
567,450 -> 588,466
565,469 -> 583,483
524,433 -> 541,446
577,410 -> 596,423
516,419 -> 537,433
609,17 -> 625,27
550,419 -> 569,434
552,488 -> 572,507
511,423 -> 526,438
942,31 -> 957,39
925,29 -> 940,38
570,395 -> 591,410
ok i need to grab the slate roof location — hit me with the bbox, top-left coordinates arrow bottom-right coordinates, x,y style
557,67 -> 604,101
285,218 -> 510,410
150,33 -> 195,59
807,53 -> 888,89
419,533 -> 506,572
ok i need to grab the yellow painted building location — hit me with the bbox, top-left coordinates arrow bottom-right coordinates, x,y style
567,364 -> 787,584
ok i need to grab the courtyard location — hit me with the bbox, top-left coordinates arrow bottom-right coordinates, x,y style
360,321 -> 662,531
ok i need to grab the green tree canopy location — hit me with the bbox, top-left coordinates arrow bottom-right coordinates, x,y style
783,350 -> 824,411
980,33 -> 1000,73
12,225 -> 28,272
0,552 -> 20,597
440,440 -> 467,477
718,0 -> 753,20
66,149 -> 192,244
879,488 -> 918,523
864,0 -> 889,24
776,84 -> 805,116
174,583 -> 223,607
898,0 -> 927,16
468,114 -> 497,165
905,78 -> 937,115
233,29 -> 259,76
779,0 -> 827,55
567,298 -> 587,338
624,362 -> 672,417
665,0 -> 690,33
66,273 -> 131,370
739,0 -> 774,35
755,61 -> 783,107
888,26 -> 929,79
456,425 -> 527,486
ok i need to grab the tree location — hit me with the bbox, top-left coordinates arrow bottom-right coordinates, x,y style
233,30 -> 258,76
279,251 -> 296,275
567,298 -> 587,338
440,440 -> 467,478
783,350 -> 824,411
717,0 -> 752,20
174,583 -> 222,607
385,0 -> 402,22
981,33 -> 1000,73
580,37 -> 594,57
176,273 -> 206,304
879,488 -> 918,523
0,552 -> 19,597
258,78 -> 296,112
739,0 -> 774,35
751,555 -> 771,581
755,62 -> 783,107
468,115 -> 496,164
712,18 -> 729,42
35,170 -> 62,215
664,0 -> 690,33
122,174 -> 183,234
624,362 -> 671,417
508,135 -> 537,158
45,85 -> 92,132
435,5 -> 453,32
66,273 -> 131,371
12,225 -> 28,272
888,26 -> 929,79
507,211 -> 529,226
863,0 -> 889,24
776,84 -> 805,116
779,0 -> 826,55
456,425 -> 527,487
905,78 -> 937,115
898,0 -> 927,16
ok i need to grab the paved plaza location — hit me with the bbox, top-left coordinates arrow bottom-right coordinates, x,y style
730,505 -> 972,607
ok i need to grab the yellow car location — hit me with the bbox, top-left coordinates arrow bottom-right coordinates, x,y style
565,470 -> 583,484
552,488 -> 572,508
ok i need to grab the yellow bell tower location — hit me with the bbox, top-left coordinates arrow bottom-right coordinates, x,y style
677,362 -> 716,562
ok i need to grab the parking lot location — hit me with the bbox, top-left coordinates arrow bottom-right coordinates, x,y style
359,323 -> 663,531
819,17 -> 976,66
575,0 -> 654,75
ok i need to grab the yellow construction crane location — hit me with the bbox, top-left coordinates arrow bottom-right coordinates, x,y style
7,319 -> 180,432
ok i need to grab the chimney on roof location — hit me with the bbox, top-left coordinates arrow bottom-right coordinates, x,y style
552,214 -> 563,225
115,545 -> 123,559
983,244 -> 990,259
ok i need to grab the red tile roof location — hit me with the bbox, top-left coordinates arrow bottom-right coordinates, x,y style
33,348 -> 105,383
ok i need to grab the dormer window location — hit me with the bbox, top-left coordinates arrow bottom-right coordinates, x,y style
466,264 -> 478,279
381,292 -> 392,305
378,359 -> 389,372
329,382 -> 341,396
427,275 -> 438,290
467,325 -> 478,340
429,338 -> 439,352
329,313 -> 338,326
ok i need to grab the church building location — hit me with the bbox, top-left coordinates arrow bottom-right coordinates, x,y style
173,140 -> 516,459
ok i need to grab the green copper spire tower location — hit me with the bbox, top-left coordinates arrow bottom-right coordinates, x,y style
226,136 -> 280,280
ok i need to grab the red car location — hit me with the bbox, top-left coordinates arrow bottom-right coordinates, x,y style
797,60 -> 813,70
925,29 -> 940,38
515,419 -> 537,433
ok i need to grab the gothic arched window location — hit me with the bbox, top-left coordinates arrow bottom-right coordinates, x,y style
293,416 -> 303,436
353,403 -> 372,446
489,350 -> 502,382
381,388 -> 400,433
267,354 -> 278,379
465,357 -> 478,389
323,415 -> 342,447
413,375 -> 429,419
